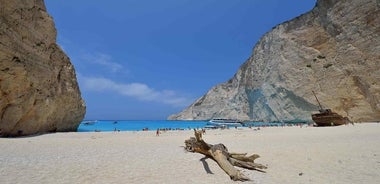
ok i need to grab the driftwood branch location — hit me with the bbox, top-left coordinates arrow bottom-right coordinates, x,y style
184,129 -> 267,181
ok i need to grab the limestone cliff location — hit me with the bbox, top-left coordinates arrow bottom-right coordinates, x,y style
169,0 -> 380,122
0,0 -> 86,136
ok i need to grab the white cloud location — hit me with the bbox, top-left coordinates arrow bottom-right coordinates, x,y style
78,75 -> 193,107
82,53 -> 123,72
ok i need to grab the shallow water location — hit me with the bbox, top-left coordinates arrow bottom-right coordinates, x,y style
77,120 -> 208,132
77,120 -> 289,132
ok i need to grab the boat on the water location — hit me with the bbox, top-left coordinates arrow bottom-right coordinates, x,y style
311,91 -> 349,126
83,120 -> 97,125
208,118 -> 243,127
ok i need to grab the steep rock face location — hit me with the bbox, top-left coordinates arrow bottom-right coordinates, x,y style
169,0 -> 380,122
0,0 -> 86,136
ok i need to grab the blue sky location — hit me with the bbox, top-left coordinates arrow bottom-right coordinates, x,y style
45,0 -> 316,120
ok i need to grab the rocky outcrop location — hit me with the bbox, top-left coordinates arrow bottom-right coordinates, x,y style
169,0 -> 380,122
0,0 -> 86,136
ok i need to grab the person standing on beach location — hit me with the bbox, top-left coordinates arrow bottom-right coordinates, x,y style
156,128 -> 160,136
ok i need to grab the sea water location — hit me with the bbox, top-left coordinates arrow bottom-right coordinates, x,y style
77,120 -> 288,132
77,120 -> 208,132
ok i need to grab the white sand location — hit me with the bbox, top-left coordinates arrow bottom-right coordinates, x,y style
1,123 -> 380,184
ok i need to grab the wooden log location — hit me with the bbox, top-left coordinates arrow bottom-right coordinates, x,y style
184,129 -> 267,181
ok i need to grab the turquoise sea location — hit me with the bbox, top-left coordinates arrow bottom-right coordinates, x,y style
77,120 -> 291,132
77,120 -> 208,132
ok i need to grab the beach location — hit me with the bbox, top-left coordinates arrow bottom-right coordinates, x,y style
1,123 -> 380,184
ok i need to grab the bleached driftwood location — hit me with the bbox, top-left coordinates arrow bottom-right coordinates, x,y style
184,129 -> 267,181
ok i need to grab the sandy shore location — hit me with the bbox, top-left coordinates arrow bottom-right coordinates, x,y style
1,123 -> 380,184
